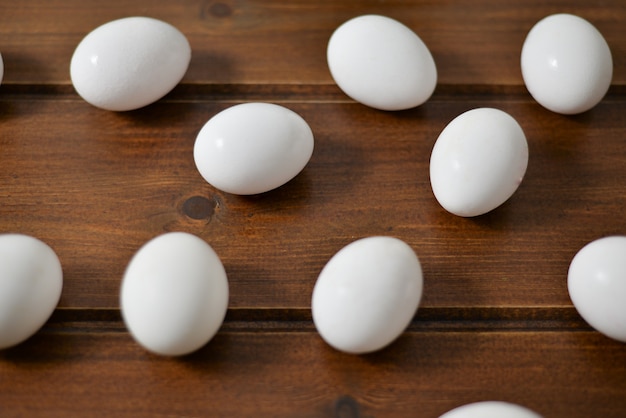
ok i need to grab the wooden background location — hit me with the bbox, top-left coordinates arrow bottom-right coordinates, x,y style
1,1 -> 625,416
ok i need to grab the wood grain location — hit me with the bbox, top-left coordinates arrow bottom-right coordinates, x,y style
0,0 -> 624,85
1,326 -> 626,418
1,92 -> 625,309
0,0 -> 625,416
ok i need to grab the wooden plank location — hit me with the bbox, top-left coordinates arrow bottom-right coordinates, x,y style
1,327 -> 625,417
0,0 -> 624,85
1,92 -> 625,308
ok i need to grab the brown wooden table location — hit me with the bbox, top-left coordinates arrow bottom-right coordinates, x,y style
1,1 -> 625,417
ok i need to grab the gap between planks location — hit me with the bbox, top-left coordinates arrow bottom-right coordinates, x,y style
2,83 -> 625,104
44,306 -> 592,335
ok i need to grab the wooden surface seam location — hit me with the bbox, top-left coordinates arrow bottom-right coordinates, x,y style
45,307 -> 593,334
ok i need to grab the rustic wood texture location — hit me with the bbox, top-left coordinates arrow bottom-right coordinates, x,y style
1,95 -> 625,309
2,328 -> 626,418
1,0 -> 625,85
0,0 -> 625,417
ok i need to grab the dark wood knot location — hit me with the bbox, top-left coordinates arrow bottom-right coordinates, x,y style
207,2 -> 232,18
334,395 -> 361,418
182,195 -> 217,220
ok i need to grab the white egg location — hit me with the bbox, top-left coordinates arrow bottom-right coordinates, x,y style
429,108 -> 528,217
0,52 -> 4,86
312,236 -> 423,354
120,232 -> 229,356
327,14 -> 437,111
521,13 -> 613,114
70,16 -> 191,111
194,102 -> 314,195
568,236 -> 626,343
439,401 -> 543,418
0,234 -> 63,350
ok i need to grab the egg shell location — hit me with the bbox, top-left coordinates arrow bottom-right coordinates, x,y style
120,232 -> 229,356
311,236 -> 423,354
521,13 -> 612,114
0,52 -> 4,86
0,234 -> 63,350
429,107 -> 528,217
327,14 -> 437,111
439,401 -> 543,418
193,102 -> 314,195
568,236 -> 626,343
70,16 -> 191,111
